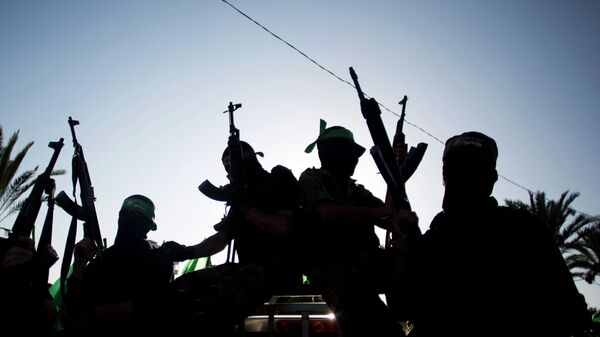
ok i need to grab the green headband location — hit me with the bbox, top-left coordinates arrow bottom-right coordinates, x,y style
304,119 -> 358,153
121,195 -> 155,223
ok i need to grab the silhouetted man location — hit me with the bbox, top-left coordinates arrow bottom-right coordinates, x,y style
164,141 -> 302,336
394,131 -> 589,337
299,119 -> 404,337
62,195 -> 175,336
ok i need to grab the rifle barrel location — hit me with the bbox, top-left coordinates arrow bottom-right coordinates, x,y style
349,67 -> 366,102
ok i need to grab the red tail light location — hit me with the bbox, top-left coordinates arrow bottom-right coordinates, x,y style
277,319 -> 337,334
310,320 -> 337,333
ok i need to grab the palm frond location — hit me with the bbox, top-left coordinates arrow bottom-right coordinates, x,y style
0,131 -> 33,197
0,198 -> 27,224
0,168 -> 37,213
2,140 -> 34,190
50,169 -> 66,177
505,189 -> 600,280
503,199 -> 529,211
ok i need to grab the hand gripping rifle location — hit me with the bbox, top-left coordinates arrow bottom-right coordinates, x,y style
0,138 -> 64,294
198,102 -> 246,262
349,67 -> 425,245
55,117 -> 104,296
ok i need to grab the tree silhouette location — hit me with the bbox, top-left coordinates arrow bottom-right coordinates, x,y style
505,190 -> 600,285
505,191 -> 595,254
565,220 -> 600,284
0,126 -> 65,225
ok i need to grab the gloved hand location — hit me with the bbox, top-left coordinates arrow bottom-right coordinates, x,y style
161,241 -> 194,262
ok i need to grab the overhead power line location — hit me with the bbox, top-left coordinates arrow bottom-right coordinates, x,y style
220,0 -> 597,219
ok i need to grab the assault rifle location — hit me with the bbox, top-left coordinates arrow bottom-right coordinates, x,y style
0,138 -> 64,286
55,117 -> 103,249
349,67 -> 411,211
198,102 -> 246,262
349,67 -> 425,241
9,138 -> 64,241
55,117 -> 104,296
350,67 -> 425,320
198,102 -> 246,203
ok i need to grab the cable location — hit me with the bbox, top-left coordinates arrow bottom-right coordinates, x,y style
220,0 -> 597,219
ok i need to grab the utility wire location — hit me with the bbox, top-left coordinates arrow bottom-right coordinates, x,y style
221,0 -> 597,219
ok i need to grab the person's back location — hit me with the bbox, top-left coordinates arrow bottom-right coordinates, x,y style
399,132 -> 588,337
413,200 -> 587,337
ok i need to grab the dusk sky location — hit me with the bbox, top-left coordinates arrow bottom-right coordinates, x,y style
1,1 -> 599,307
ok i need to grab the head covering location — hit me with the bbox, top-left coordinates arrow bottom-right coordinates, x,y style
443,131 -> 498,169
120,194 -> 157,231
221,141 -> 257,162
304,119 -> 365,156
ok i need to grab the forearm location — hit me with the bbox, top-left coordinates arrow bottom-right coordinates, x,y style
188,232 -> 230,258
244,209 -> 292,237
314,202 -> 391,224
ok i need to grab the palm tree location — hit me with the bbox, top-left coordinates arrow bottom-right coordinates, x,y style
505,191 -> 595,254
565,220 -> 600,284
0,126 -> 65,225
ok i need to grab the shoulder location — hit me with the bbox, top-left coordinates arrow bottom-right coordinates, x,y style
299,167 -> 320,178
495,206 -> 544,228
299,167 -> 330,183
271,164 -> 294,177
270,165 -> 298,183
351,181 -> 372,194
422,211 -> 447,237
495,206 -> 550,238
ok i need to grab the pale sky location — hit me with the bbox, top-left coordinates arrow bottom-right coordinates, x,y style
1,1 -> 599,307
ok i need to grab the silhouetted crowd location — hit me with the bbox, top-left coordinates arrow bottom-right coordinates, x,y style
0,99 -> 592,337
